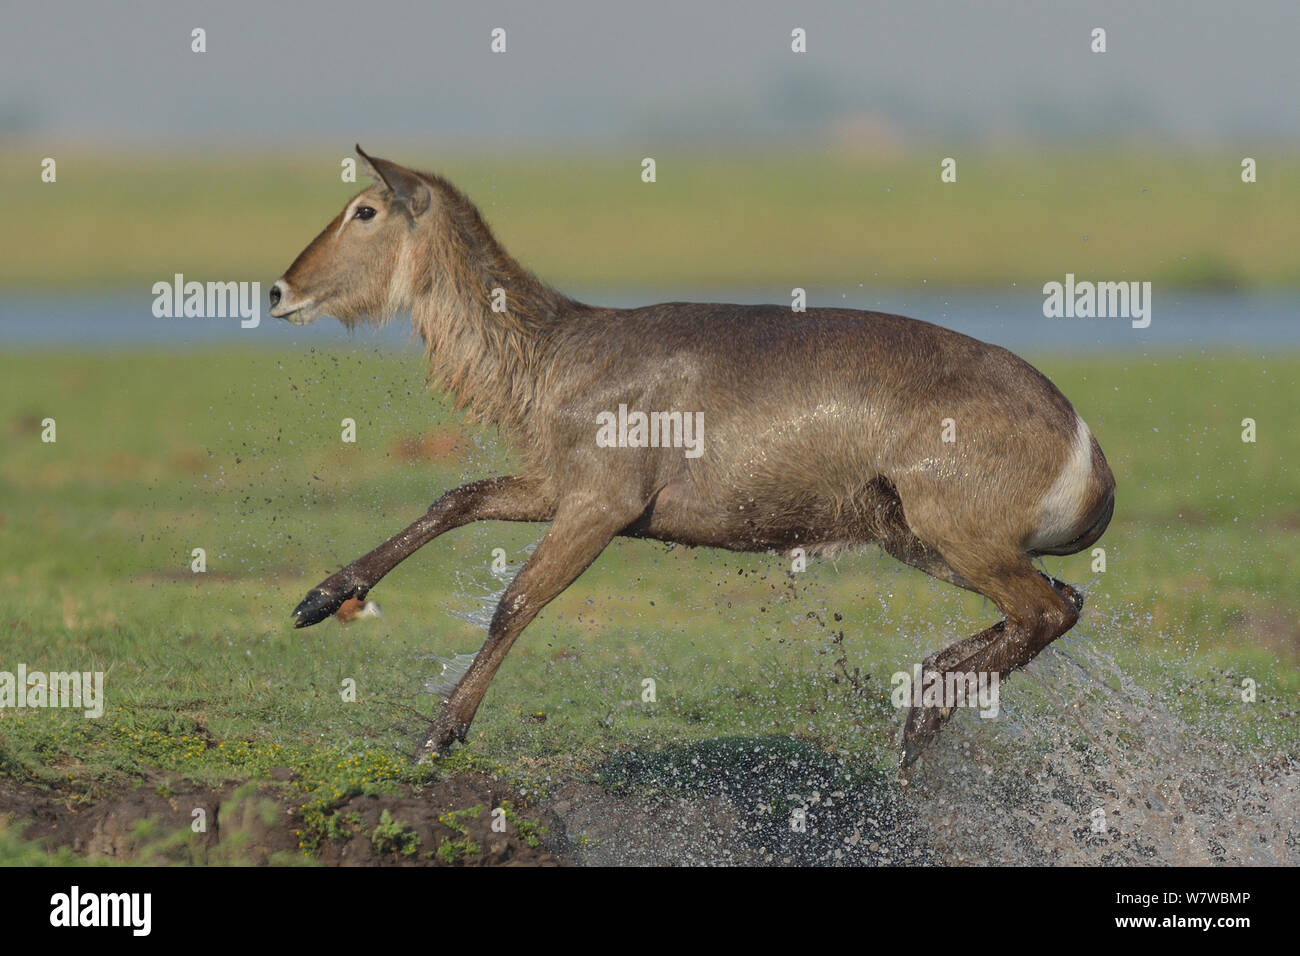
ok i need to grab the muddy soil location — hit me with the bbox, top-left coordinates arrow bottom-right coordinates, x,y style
0,771 -> 561,866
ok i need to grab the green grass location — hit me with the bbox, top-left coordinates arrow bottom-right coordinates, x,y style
3,147 -> 1298,290
0,346 -> 1297,862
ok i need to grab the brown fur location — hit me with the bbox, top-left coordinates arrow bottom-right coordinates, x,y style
272,148 -> 1117,769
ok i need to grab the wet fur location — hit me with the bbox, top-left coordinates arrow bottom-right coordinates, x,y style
275,150 -> 1117,767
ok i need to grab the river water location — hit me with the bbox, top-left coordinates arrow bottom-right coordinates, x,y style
1,288 -> 1295,350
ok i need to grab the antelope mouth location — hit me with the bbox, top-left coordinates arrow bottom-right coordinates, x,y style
271,301 -> 318,325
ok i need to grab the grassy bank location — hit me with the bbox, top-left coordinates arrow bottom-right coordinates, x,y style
0,345 -> 1296,860
4,148 -> 1298,291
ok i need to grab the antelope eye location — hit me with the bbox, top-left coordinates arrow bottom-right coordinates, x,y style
353,205 -> 376,221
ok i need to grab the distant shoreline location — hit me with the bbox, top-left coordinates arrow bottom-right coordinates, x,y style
4,150 -> 1297,290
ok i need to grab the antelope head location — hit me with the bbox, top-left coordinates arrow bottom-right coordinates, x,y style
269,145 -> 431,327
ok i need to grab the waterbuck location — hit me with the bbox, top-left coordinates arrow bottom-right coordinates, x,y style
271,146 -> 1115,768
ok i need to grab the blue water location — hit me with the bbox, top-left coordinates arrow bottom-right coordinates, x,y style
0,288 -> 1294,351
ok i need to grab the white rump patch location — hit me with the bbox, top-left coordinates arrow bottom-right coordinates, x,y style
1029,415 -> 1094,551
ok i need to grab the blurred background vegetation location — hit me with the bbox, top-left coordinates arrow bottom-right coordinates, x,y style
1,1 -> 1296,863
2,147 -> 1296,291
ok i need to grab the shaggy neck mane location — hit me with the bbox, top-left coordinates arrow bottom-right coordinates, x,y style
405,171 -> 581,430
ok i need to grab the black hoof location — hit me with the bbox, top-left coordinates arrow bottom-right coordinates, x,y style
900,703 -> 953,771
292,587 -> 353,628
900,728 -> 929,771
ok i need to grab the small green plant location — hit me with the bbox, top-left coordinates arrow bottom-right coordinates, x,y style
296,805 -> 364,854
434,835 -> 479,863
434,806 -> 482,863
498,801 -> 548,848
370,809 -> 420,857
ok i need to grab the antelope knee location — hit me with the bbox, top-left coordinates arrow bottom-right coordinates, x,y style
1044,597 -> 1079,637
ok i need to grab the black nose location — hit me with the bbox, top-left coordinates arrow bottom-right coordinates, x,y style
269,284 -> 281,308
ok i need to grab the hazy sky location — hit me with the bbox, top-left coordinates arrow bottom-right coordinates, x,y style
3,0 -> 1297,147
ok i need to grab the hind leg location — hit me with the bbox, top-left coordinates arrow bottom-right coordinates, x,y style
916,572 -> 1081,674
877,493 -> 1085,686
874,490 -> 979,592
880,530 -> 976,593
900,554 -> 1080,769
877,519 -> 1016,675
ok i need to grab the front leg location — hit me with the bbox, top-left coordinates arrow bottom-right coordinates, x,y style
418,495 -> 641,759
292,476 -> 553,627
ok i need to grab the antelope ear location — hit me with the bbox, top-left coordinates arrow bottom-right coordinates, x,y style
355,144 -> 431,217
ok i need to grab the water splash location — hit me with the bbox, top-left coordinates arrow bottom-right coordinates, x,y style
421,547 -> 529,699
423,652 -> 479,700
445,548 -> 529,632
545,596 -> 1295,866
903,639 -> 1297,865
